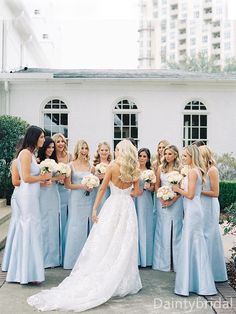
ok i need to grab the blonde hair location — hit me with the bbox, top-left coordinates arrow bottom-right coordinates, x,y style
74,140 -> 90,161
161,144 -> 180,173
184,145 -> 206,181
93,142 -> 112,166
52,133 -> 68,156
153,139 -> 170,169
199,145 -> 216,171
116,140 -> 140,183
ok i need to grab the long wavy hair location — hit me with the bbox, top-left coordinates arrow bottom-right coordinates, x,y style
17,125 -> 44,156
161,145 -> 180,173
116,140 -> 140,183
138,148 -> 151,170
199,145 -> 216,172
184,145 -> 206,181
73,139 -> 90,161
52,133 -> 68,157
93,142 -> 112,166
38,137 -> 57,162
153,139 -> 170,170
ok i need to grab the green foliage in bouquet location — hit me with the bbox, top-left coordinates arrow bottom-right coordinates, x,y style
0,115 -> 29,201
219,181 -> 236,211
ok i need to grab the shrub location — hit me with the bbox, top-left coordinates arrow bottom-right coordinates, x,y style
219,181 -> 236,211
215,153 -> 236,181
0,115 -> 29,202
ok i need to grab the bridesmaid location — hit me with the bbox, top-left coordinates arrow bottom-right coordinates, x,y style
152,140 -> 170,232
63,140 -> 95,269
199,145 -> 227,282
153,145 -> 183,272
38,137 -> 65,268
6,126 -> 51,284
136,148 -> 154,267
93,142 -> 112,215
172,145 -> 217,296
52,133 -> 72,265
2,156 -> 21,271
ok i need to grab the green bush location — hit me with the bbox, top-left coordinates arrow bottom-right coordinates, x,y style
215,153 -> 236,181
219,181 -> 236,211
0,115 -> 29,202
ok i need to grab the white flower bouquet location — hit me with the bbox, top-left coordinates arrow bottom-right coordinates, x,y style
156,185 -> 176,201
39,159 -> 57,174
56,162 -> 71,177
81,174 -> 100,196
167,171 -> 183,185
140,169 -> 156,184
95,162 -> 108,174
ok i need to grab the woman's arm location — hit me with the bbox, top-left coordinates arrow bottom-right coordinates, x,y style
201,167 -> 219,197
172,169 -> 197,200
11,159 -> 20,186
20,150 -> 51,183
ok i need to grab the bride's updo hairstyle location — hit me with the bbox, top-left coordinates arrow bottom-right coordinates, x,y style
116,139 -> 140,183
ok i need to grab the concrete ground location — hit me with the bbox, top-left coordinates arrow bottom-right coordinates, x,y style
0,229 -> 235,314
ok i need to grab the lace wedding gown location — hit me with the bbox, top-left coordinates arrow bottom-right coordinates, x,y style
27,181 -> 142,312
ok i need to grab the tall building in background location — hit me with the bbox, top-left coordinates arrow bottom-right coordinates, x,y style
0,0 -> 60,72
138,0 -> 236,69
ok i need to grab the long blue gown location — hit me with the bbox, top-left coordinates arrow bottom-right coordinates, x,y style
175,172 -> 217,296
63,167 -> 94,269
135,179 -> 154,267
57,182 -> 70,266
153,172 -> 183,272
201,174 -> 227,282
2,187 -> 19,271
40,181 -> 60,268
6,154 -> 44,284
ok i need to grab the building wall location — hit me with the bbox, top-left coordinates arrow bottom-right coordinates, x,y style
6,79 -> 236,157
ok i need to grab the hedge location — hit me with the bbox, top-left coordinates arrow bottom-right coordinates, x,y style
219,181 -> 236,211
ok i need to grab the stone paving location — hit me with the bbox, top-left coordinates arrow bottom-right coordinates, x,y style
0,230 -> 236,314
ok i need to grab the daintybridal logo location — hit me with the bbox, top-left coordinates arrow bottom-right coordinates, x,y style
154,297 -> 232,311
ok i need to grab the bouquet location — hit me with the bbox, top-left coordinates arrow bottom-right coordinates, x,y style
167,171 -> 183,185
140,169 -> 156,184
156,186 -> 176,201
81,174 -> 100,196
56,162 -> 71,177
39,159 -> 58,174
95,162 -> 108,174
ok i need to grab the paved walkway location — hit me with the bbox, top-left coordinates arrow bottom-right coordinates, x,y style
0,231 -> 236,314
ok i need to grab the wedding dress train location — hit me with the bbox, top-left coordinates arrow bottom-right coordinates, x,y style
27,181 -> 142,312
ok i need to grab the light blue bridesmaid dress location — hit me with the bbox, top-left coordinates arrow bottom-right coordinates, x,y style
153,172 -> 183,272
175,172 -> 217,296
63,166 -> 94,269
135,179 -> 154,267
40,180 -> 60,268
93,183 -> 110,216
201,174 -> 227,282
57,179 -> 70,266
6,154 -> 44,284
2,187 -> 19,271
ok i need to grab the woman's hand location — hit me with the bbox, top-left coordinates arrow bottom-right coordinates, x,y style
172,184 -> 180,193
144,182 -> 151,190
96,173 -> 104,180
40,180 -> 52,187
40,172 -> 52,181
54,174 -> 66,182
92,209 -> 98,223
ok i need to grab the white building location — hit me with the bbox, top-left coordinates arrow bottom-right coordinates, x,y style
0,68 -> 235,157
0,0 -> 60,72
138,0 -> 236,69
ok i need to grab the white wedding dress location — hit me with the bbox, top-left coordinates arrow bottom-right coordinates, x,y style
27,181 -> 142,312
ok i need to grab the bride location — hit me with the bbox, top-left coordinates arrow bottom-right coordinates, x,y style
27,139 -> 142,312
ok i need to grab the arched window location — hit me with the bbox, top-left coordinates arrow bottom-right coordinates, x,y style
183,100 -> 207,146
43,99 -> 69,138
113,99 -> 139,148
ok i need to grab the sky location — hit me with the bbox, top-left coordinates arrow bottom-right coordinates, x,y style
51,0 -> 236,69
52,0 -> 139,69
